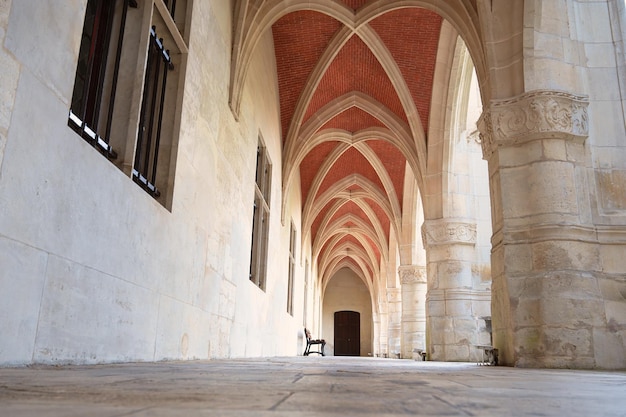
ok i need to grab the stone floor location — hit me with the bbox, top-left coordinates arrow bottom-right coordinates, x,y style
0,356 -> 625,416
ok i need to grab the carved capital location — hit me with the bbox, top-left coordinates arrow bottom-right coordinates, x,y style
422,219 -> 476,247
477,90 -> 589,159
398,265 -> 427,284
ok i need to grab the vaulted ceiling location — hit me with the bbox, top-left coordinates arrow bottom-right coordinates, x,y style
271,1 -> 446,289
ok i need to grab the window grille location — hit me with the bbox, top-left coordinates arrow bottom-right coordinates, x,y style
250,141 -> 271,290
68,0 -> 138,159
132,26 -> 174,198
287,222 -> 296,315
163,0 -> 177,19
68,0 -> 189,208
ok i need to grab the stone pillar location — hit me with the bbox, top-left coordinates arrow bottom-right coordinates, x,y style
477,90 -> 609,368
399,265 -> 427,359
386,287 -> 402,358
422,220 -> 490,361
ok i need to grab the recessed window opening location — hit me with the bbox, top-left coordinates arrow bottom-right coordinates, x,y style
68,0 -> 190,209
287,222 -> 296,315
132,25 -> 174,198
68,0 -> 138,159
249,138 -> 272,290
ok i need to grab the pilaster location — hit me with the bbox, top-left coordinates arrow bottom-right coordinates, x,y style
422,219 -> 491,361
386,287 -> 402,358
398,265 -> 427,359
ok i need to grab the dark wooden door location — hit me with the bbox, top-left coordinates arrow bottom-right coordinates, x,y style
334,311 -> 360,356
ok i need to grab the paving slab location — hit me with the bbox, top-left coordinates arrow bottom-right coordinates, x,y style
0,356 -> 624,416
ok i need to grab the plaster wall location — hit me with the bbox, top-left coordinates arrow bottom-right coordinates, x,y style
0,0 -> 299,365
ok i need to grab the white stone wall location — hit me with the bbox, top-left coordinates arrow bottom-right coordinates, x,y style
0,0 -> 301,365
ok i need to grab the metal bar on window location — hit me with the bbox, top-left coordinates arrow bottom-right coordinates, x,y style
134,29 -> 155,172
104,0 -> 131,144
90,0 -> 115,134
133,25 -> 173,198
76,0 -> 101,126
69,0 -> 127,160
164,0 -> 177,20
142,33 -> 163,177
150,50 -> 169,185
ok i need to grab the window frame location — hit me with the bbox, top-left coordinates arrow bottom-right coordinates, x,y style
68,0 -> 190,209
287,221 -> 296,316
249,139 -> 272,290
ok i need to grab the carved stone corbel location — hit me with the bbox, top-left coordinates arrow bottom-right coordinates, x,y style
477,90 -> 589,160
398,265 -> 427,285
421,219 -> 477,247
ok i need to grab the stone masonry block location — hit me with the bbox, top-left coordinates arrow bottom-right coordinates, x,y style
515,326 -> 593,361
599,245 -> 626,274
517,273 -> 602,300
445,298 -> 472,317
0,236 -> 48,365
426,298 -> 446,317
593,328 -> 626,369
597,277 -> 626,302
504,244 -> 533,276
531,240 -> 600,272
529,161 -> 578,214
444,344 -> 471,362
5,0 -> 83,101
542,138 -> 568,161
596,169 -> 626,212
604,300 -> 626,329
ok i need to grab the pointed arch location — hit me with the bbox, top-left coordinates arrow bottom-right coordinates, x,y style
302,174 -> 401,248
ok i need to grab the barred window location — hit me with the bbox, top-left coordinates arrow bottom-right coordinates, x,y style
68,0 -> 189,208
287,222 -> 296,316
250,139 -> 271,290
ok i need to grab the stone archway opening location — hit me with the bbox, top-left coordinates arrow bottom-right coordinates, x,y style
322,268 -> 373,357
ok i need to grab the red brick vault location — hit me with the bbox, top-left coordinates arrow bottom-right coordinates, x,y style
230,0 -> 467,292
273,2 -> 442,289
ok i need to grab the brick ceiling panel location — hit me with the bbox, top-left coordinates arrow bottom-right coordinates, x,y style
342,235 -> 362,247
366,139 -> 406,206
300,141 -> 339,204
320,107 -> 386,132
336,235 -> 374,266
364,234 -> 381,262
311,199 -> 334,243
304,35 -> 407,125
314,147 -> 385,201
329,200 -> 372,228
369,8 -> 442,132
364,197 -> 390,239
330,204 -> 382,265
272,11 -> 342,143
341,0 -> 369,12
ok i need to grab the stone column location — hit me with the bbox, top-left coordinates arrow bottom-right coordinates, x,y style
386,287 -> 402,358
399,265 -> 427,359
422,220 -> 490,361
477,90 -> 608,368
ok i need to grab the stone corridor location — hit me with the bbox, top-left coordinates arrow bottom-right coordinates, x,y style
1,357 -> 624,416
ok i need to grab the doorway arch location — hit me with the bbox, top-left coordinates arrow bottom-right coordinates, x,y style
322,268 -> 373,356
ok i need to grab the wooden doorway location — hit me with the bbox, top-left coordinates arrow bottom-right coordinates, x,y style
334,311 -> 360,356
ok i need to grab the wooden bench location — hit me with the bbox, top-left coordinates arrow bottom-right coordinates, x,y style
475,345 -> 498,366
303,328 -> 325,356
